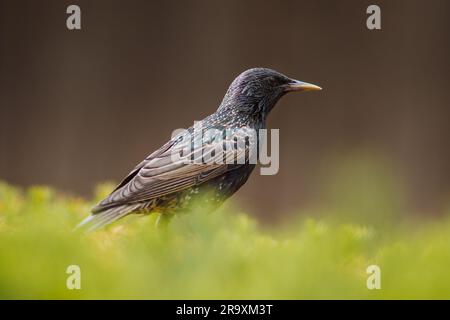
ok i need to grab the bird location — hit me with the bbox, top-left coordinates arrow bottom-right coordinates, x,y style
77,68 -> 321,231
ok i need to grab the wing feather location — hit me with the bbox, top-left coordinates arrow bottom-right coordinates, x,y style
92,127 -> 251,214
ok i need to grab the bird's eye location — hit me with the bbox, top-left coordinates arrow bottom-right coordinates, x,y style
266,76 -> 276,85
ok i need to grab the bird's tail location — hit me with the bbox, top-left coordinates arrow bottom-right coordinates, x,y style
76,204 -> 141,233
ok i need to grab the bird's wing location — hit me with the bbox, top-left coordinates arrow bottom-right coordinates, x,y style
92,127 -> 253,213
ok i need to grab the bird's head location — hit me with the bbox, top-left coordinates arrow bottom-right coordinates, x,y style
219,68 -> 321,120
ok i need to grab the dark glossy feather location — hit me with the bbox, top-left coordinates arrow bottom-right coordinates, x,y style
77,68 -> 318,231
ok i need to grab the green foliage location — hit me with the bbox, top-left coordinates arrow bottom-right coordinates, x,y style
0,180 -> 449,299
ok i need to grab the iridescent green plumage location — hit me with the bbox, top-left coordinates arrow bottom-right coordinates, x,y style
78,68 -> 321,231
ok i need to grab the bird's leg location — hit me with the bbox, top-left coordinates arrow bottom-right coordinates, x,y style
155,213 -> 174,229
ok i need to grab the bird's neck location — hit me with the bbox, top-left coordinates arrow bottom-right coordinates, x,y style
215,105 -> 266,129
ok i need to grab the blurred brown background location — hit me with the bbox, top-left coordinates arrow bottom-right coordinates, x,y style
1,0 -> 449,220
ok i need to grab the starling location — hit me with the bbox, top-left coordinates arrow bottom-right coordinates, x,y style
78,68 -> 321,231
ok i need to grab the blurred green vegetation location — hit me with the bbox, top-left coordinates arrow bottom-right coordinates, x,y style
0,159 -> 450,299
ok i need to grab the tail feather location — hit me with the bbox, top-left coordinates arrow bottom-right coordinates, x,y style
76,204 -> 141,232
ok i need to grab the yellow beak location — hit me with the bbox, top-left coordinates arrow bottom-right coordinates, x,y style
286,80 -> 322,92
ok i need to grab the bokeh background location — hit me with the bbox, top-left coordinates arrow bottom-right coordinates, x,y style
1,0 -> 449,221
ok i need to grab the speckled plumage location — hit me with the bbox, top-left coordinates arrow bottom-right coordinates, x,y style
78,68 -> 321,231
